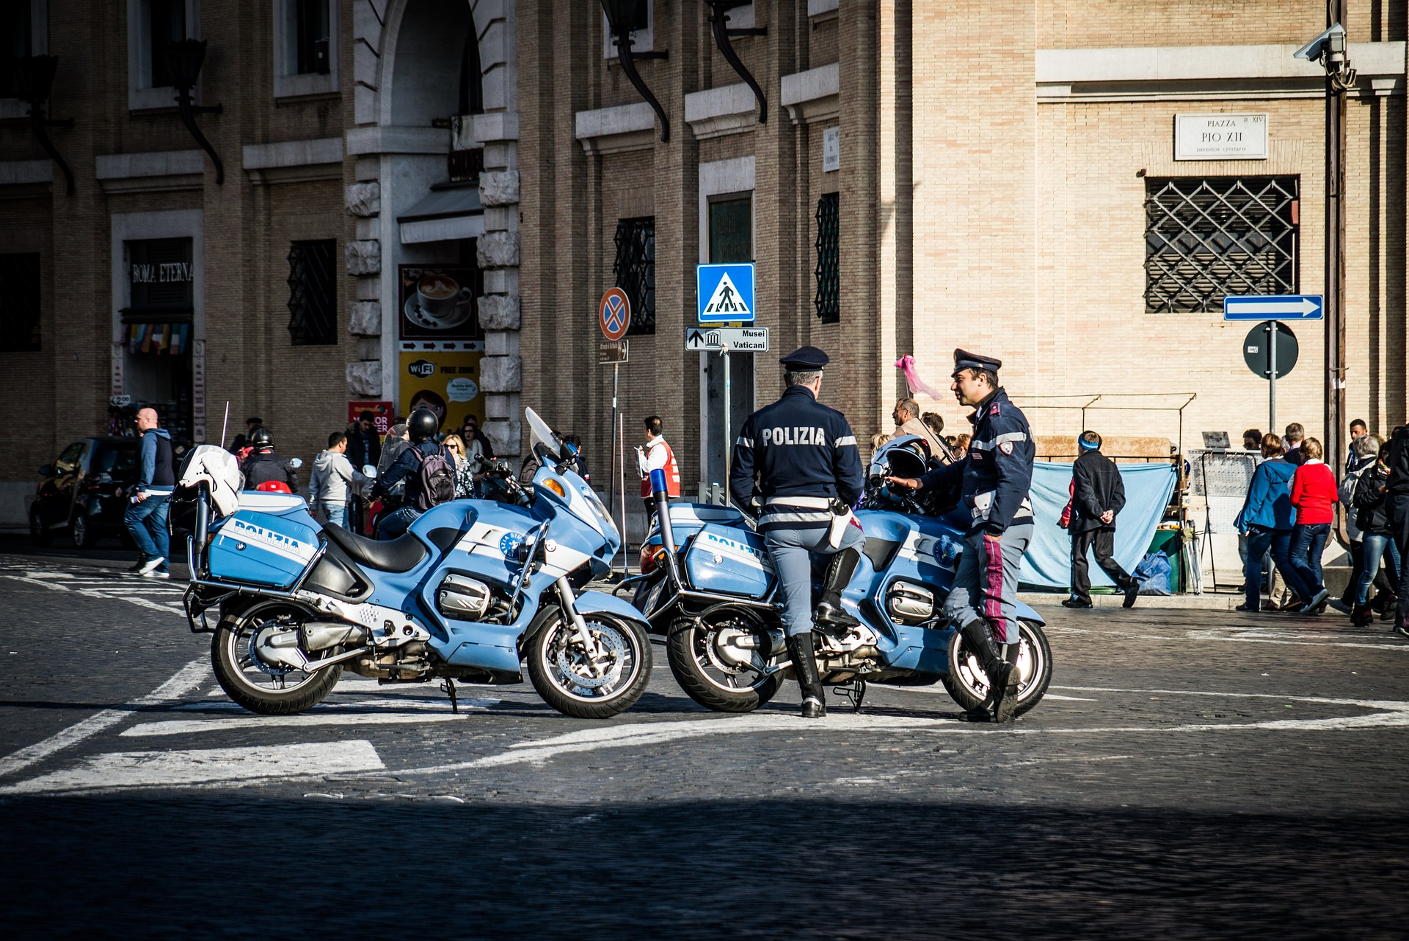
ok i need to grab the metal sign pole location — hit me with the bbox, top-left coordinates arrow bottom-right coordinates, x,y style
609,361 -> 619,516
1267,320 -> 1278,434
618,409 -> 628,575
722,346 -> 731,501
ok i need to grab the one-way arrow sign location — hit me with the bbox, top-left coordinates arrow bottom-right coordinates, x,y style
1223,294 -> 1323,321
686,326 -> 770,352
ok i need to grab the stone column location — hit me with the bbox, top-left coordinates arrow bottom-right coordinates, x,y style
344,181 -> 383,398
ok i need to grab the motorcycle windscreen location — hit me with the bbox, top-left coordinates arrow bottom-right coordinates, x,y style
683,524 -> 775,599
208,511 -> 320,588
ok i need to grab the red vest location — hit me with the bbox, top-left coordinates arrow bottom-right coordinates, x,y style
641,439 -> 681,498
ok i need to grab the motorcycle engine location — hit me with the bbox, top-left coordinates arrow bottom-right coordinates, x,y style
436,574 -> 493,621
886,580 -> 936,625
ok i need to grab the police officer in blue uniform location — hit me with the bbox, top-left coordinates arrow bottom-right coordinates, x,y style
887,349 -> 1036,722
730,346 -> 865,719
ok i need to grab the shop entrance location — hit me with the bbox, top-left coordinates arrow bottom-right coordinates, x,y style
121,237 -> 194,443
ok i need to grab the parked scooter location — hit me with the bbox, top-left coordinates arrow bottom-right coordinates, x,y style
624,436 -> 1052,715
175,408 -> 652,719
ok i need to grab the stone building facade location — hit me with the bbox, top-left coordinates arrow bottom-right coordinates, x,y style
517,1 -> 1407,520
0,0 -> 520,525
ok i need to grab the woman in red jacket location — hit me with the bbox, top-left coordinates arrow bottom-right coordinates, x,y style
1288,437 -> 1337,614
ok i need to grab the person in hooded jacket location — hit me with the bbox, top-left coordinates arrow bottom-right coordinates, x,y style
1235,433 -> 1298,612
123,407 -> 175,577
309,432 -> 372,529
240,428 -> 299,492
1351,439 -> 1402,627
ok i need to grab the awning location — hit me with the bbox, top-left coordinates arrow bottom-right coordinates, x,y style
397,183 -> 484,245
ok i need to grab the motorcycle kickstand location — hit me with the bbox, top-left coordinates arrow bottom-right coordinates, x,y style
831,678 -> 867,714
441,678 -> 458,715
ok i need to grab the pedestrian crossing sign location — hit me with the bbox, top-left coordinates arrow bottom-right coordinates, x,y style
696,263 -> 756,324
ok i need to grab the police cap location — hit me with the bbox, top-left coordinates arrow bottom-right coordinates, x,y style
779,346 -> 830,371
952,348 -> 1002,377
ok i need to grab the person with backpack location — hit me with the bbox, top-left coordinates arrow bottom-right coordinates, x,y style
1351,438 -> 1401,628
372,408 -> 457,539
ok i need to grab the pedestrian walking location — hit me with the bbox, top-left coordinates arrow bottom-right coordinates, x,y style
1061,431 -> 1140,609
1234,433 -> 1297,612
1287,437 -> 1336,614
1385,422 -> 1409,637
892,397 -> 955,463
1283,423 -> 1306,465
1337,434 -> 1381,611
1346,418 -> 1369,475
309,432 -> 371,529
346,410 -> 382,470
123,407 -> 175,577
730,346 -> 865,719
885,349 -> 1035,723
1350,439 -> 1401,627
637,416 -> 680,513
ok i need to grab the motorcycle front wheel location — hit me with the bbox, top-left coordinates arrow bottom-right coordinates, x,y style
526,610 -> 651,719
941,617 -> 1052,718
211,600 -> 341,715
666,607 -> 785,713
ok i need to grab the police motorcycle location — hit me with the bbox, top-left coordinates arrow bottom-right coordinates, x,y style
174,408 -> 652,720
625,436 -> 1051,715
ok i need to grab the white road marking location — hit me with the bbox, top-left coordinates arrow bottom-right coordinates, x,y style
387,688 -> 1409,776
0,658 -> 209,779
1041,694 -> 1097,701
121,703 -> 499,737
0,741 -> 384,794
0,574 -> 185,613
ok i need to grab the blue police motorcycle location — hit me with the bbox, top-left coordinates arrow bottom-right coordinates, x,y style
627,436 -> 1052,715
178,408 -> 652,720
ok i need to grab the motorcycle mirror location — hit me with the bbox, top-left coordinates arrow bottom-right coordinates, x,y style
524,407 -> 564,465
289,457 -> 303,469
361,464 -> 378,479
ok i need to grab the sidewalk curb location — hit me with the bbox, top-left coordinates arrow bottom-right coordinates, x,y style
1019,591 -> 1248,611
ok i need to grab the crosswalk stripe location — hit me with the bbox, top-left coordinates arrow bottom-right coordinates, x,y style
0,658 -> 209,779
120,705 -> 499,737
0,740 -> 385,794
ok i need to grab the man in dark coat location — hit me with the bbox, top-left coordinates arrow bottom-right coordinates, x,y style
1064,431 -> 1139,609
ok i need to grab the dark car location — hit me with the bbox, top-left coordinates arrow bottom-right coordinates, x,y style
30,437 -> 141,549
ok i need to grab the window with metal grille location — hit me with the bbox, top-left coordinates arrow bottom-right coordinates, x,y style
286,240 -> 337,345
1144,176 -> 1299,314
613,217 -> 655,335
814,192 -> 839,322
0,253 -> 41,352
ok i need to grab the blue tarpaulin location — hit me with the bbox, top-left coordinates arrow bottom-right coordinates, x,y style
1019,461 -> 1178,590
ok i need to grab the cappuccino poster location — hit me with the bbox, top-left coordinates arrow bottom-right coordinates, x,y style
397,265 -> 486,431
397,265 -> 483,341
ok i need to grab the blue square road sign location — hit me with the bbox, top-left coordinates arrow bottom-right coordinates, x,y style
697,263 -> 756,324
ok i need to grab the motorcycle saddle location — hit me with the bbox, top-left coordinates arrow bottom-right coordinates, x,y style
322,524 -> 428,573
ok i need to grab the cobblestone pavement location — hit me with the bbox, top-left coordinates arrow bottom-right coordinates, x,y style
1,552 -> 1407,939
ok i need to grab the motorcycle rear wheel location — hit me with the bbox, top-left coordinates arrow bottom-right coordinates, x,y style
526,611 -> 651,719
941,618 -> 1052,718
666,608 -> 784,713
211,601 -> 341,715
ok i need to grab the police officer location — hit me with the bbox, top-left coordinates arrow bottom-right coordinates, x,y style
730,346 -> 865,719
241,428 -> 300,493
886,349 -> 1035,723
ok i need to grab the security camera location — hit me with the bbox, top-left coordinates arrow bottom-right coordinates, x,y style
1294,23 -> 1346,63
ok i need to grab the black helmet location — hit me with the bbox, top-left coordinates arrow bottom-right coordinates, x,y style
407,408 -> 440,441
250,427 -> 273,449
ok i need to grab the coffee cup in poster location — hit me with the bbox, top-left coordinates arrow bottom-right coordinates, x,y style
414,273 -> 473,321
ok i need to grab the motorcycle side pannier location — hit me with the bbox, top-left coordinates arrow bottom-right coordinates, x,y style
208,510 -> 319,589
682,524 -> 775,599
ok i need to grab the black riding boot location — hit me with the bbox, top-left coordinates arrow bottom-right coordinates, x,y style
959,620 -> 1007,722
991,641 -> 1022,723
814,547 -> 862,630
787,633 -> 827,718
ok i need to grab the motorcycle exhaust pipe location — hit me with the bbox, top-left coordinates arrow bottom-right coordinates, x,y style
301,622 -> 369,652
650,468 -> 685,586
